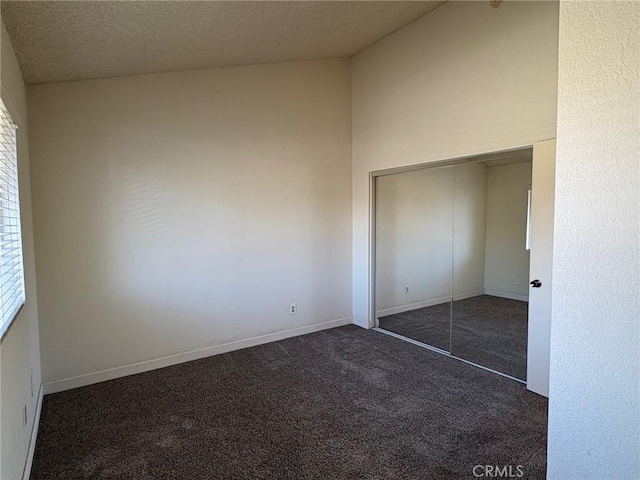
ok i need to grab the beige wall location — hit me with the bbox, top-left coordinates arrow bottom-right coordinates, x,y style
484,162 -> 532,300
28,58 -> 353,386
352,0 -> 558,327
548,2 -> 639,478
0,21 -> 41,480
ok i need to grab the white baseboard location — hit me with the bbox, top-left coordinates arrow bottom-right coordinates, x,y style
453,290 -> 484,301
376,290 -> 523,319
352,316 -> 370,329
43,317 -> 352,395
377,296 -> 451,317
22,384 -> 44,480
484,289 -> 529,302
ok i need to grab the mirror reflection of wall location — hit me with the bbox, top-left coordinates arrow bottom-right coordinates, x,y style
451,159 -> 532,381
376,166 -> 454,351
375,150 -> 532,380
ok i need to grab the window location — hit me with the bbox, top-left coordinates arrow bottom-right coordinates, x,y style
0,99 -> 25,337
526,185 -> 532,251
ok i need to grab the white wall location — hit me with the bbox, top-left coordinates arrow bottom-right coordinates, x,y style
484,162 -> 532,300
547,2 -> 639,479
27,58 -> 353,386
0,21 -> 41,480
352,0 -> 559,327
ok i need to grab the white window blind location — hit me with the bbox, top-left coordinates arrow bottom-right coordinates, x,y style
0,99 -> 25,335
526,185 -> 532,251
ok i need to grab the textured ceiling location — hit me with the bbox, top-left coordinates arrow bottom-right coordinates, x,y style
1,1 -> 445,85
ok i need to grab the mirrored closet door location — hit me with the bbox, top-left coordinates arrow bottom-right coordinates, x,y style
375,165 -> 453,352
375,149 -> 533,381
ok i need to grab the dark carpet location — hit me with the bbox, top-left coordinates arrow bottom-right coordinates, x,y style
31,325 -> 547,480
378,295 -> 528,380
378,301 -> 451,351
451,296 -> 528,380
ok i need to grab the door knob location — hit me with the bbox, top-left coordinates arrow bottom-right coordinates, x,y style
530,279 -> 542,288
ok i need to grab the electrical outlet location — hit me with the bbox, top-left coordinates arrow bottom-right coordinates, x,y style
405,285 -> 410,294
289,303 -> 297,315
22,403 -> 27,429
514,278 -> 520,286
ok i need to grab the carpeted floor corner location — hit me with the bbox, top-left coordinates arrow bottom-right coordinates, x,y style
30,325 -> 547,479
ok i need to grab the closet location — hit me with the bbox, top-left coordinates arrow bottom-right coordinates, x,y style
375,149 -> 533,381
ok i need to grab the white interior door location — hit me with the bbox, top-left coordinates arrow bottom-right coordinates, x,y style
527,139 -> 556,397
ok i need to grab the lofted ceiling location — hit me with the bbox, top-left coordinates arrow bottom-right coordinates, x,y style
1,1 -> 445,85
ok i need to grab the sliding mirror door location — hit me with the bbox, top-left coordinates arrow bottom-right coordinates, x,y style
375,166 -> 453,351
451,156 -> 532,380
374,148 -> 532,381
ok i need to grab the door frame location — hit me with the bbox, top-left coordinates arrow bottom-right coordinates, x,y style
526,139 -> 556,397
